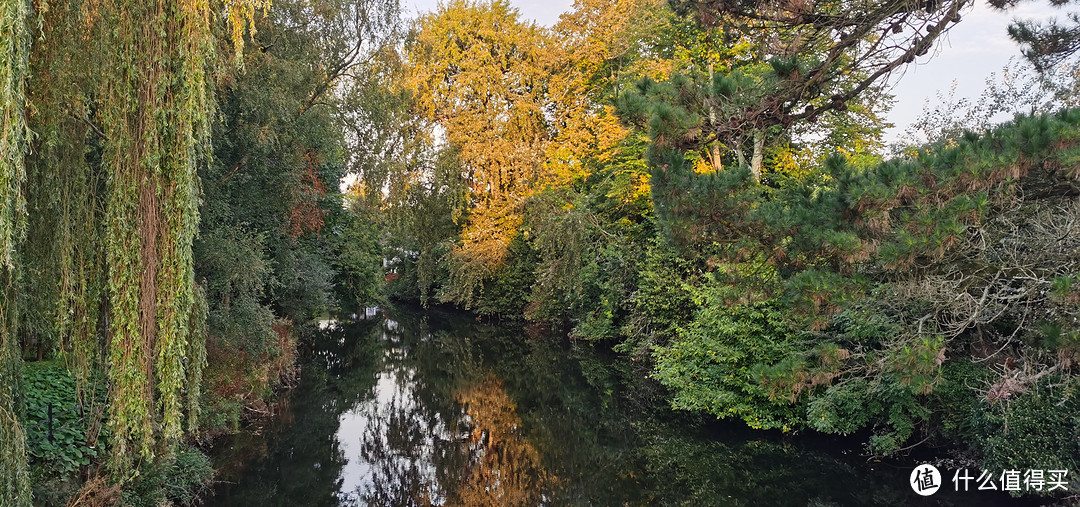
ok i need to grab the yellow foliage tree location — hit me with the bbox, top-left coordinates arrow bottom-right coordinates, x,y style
406,0 -> 552,303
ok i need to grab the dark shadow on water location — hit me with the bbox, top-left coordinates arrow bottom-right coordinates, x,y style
206,305 -> 1038,506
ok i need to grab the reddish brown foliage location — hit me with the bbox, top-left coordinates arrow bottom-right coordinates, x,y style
288,150 -> 328,240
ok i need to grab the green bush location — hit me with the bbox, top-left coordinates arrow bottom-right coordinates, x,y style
200,393 -> 242,435
933,360 -> 993,446
120,446 -> 214,507
980,375 -> 1080,479
653,300 -> 805,431
469,233 -> 539,317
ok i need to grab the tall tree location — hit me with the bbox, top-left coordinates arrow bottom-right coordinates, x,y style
340,42 -> 462,306
194,0 -> 401,440
406,0 -> 553,306
15,0 -> 268,473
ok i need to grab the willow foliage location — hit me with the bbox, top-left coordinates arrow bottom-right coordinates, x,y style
81,0 -> 252,466
0,0 -> 32,503
12,0 -> 268,474
0,0 -> 30,269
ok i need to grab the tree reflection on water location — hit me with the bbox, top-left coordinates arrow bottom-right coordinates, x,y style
343,317 -> 555,506
209,305 -> 996,506
448,374 -> 555,506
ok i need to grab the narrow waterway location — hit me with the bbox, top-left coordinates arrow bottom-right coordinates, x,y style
205,305 -> 1027,506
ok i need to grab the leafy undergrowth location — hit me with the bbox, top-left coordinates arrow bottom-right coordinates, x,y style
22,361 -> 102,506
22,361 -> 215,507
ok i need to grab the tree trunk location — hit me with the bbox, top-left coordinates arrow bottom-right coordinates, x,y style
707,63 -> 721,171
750,130 -> 764,182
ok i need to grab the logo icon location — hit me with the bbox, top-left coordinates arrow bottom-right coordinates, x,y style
911,464 -> 942,496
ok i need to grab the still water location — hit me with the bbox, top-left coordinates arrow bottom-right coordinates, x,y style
206,305 -> 1022,506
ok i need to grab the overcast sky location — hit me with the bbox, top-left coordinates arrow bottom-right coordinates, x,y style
884,1 -> 1059,141
402,0 -> 1065,144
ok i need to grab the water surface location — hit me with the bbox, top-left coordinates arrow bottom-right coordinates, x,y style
207,305 -> 1025,506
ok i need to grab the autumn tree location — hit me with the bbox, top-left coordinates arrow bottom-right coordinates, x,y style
544,0 -> 664,185
518,0 -> 664,334
406,0 -> 553,307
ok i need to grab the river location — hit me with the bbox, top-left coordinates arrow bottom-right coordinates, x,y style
205,304 -> 1031,506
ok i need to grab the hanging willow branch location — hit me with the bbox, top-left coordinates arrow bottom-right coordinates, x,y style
1,0 -> 31,269
89,0 -> 268,466
7,0 -> 275,477
0,0 -> 33,502
93,0 -> 215,464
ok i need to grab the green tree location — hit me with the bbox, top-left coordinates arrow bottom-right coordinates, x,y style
991,0 -> 1080,71
195,0 -> 400,439
333,191 -> 386,310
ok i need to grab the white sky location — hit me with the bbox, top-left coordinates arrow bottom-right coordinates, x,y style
884,1 -> 1061,141
403,0 -> 1067,145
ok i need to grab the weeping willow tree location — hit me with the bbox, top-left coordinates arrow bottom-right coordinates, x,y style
11,0 -> 267,483
0,0 -> 32,501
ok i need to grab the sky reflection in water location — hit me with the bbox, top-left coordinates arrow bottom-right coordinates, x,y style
208,306 -> 1034,506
